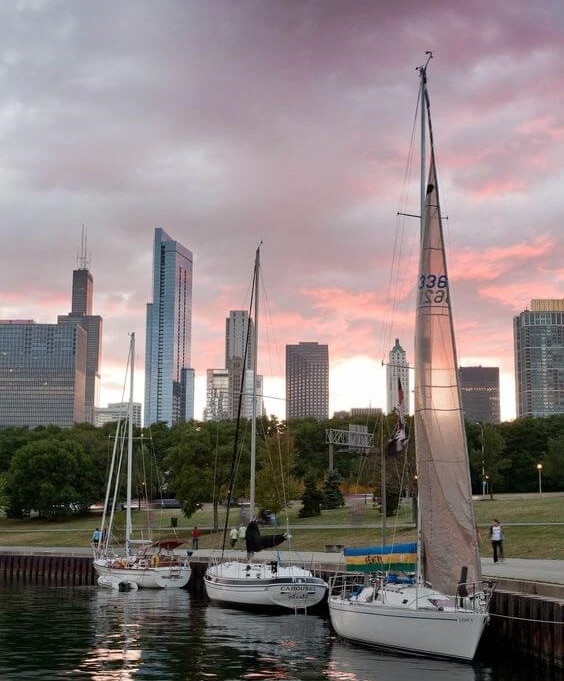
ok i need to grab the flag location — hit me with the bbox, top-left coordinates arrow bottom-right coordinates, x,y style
387,378 -> 407,457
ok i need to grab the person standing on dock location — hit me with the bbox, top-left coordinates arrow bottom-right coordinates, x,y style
229,527 -> 238,548
191,526 -> 201,550
490,519 -> 504,563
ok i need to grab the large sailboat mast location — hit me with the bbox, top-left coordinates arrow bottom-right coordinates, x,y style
249,245 -> 260,519
125,332 -> 135,555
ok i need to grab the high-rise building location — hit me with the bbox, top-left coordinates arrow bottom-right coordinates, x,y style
204,310 -> 263,421
57,235 -> 102,424
0,320 -> 87,427
95,402 -> 142,428
204,369 -> 230,421
386,338 -> 410,414
514,299 -> 564,418
459,366 -> 500,424
144,228 -> 194,426
286,342 -> 329,420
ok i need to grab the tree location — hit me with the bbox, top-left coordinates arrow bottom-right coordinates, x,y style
298,475 -> 324,518
322,469 -> 345,509
542,434 -> 564,491
5,438 -> 96,519
255,430 -> 301,514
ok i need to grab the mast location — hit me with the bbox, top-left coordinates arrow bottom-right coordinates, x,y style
249,245 -> 260,518
125,333 -> 135,555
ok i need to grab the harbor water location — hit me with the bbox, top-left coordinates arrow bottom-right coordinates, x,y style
0,584 -> 560,680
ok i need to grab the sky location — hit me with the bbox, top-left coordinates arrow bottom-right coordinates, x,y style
0,0 -> 563,423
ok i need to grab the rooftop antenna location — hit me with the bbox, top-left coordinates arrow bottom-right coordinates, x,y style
77,223 -> 90,270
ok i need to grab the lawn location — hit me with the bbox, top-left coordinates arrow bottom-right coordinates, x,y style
0,492 -> 562,559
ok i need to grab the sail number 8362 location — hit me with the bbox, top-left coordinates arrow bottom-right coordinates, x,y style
418,274 -> 448,304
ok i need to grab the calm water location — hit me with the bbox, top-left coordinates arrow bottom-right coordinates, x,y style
0,584 -> 560,681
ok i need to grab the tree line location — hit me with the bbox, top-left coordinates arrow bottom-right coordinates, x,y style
0,413 -> 562,521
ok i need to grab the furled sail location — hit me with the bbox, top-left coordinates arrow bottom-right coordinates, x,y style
414,151 -> 482,595
245,519 -> 286,554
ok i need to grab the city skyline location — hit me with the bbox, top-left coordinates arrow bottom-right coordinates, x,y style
1,2 -> 563,423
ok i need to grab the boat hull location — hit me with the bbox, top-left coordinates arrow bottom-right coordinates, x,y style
328,596 -> 488,661
204,561 -> 327,610
94,559 -> 191,589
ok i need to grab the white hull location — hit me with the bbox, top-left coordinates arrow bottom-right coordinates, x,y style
204,560 -> 327,610
94,558 -> 191,589
328,581 -> 488,661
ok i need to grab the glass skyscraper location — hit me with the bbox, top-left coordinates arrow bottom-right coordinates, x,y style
144,228 -> 194,426
514,299 -> 564,418
0,320 -> 87,427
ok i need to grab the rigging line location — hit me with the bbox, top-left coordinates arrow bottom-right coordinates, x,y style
378,87 -> 420,364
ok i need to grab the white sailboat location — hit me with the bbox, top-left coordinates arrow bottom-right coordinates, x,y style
204,246 -> 328,610
93,333 -> 191,590
328,56 -> 491,661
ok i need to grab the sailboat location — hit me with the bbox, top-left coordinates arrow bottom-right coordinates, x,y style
204,246 -> 328,610
93,333 -> 191,590
328,56 -> 491,661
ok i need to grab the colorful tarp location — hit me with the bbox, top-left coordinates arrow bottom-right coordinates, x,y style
344,542 -> 417,573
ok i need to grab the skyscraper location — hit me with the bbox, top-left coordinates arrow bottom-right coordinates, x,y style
204,310 -> 263,421
0,320 -> 87,427
144,228 -> 194,426
514,299 -> 564,418
386,338 -> 410,414
459,366 -> 500,424
286,341 -> 329,420
57,234 -> 102,424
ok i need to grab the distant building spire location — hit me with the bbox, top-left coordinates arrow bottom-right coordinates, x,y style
77,223 -> 90,270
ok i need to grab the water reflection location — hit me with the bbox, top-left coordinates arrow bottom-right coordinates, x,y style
0,585 -> 560,681
326,639 -> 474,681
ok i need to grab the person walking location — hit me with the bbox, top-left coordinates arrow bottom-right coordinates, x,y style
490,518 -> 504,563
91,528 -> 100,548
191,526 -> 201,550
229,527 -> 238,548
238,524 -> 246,544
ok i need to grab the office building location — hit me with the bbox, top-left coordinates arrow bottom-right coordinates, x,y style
286,342 -> 329,420
386,338 -> 410,414
0,320 -> 87,427
95,402 -> 142,428
514,299 -> 564,418
204,310 -> 263,421
204,369 -> 230,421
459,366 -> 500,424
144,228 -> 194,426
57,238 -> 102,424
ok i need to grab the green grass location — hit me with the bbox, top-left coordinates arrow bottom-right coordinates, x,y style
0,492 -> 562,559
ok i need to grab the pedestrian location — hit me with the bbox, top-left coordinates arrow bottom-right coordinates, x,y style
229,526 -> 238,548
489,518 -> 504,563
91,527 -> 100,548
238,524 -> 246,544
191,526 -> 201,550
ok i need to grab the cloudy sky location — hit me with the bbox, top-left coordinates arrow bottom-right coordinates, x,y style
1,0 -> 562,422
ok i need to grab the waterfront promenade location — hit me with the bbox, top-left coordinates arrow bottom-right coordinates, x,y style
1,544 -> 562,588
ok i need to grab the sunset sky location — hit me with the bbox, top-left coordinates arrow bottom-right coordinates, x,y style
1,1 -> 563,423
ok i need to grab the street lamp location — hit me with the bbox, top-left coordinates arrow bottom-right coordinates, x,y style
537,463 -> 543,497
475,422 -> 486,499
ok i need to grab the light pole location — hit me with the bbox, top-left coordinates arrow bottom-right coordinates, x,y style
537,463 -> 543,497
476,422 -> 485,499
